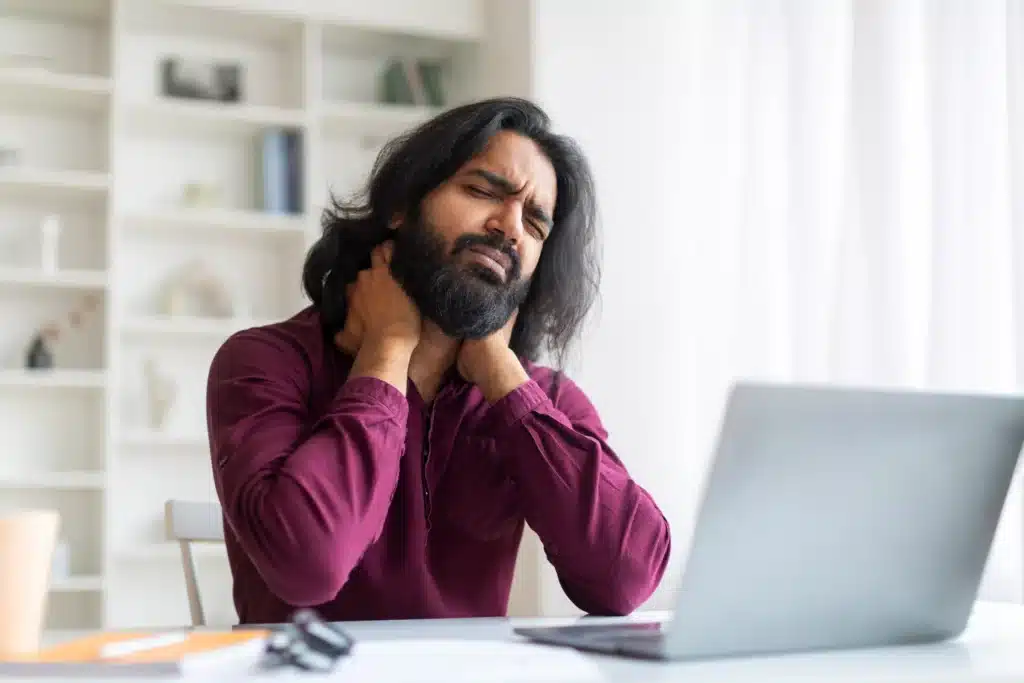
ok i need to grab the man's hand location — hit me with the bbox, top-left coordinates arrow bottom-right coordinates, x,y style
457,313 -> 530,403
336,241 -> 421,393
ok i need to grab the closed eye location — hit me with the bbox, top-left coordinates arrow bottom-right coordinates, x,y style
466,185 -> 495,199
526,219 -> 548,240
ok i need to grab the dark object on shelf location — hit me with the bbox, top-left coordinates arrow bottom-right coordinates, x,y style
25,332 -> 54,369
25,296 -> 100,370
258,608 -> 353,673
160,56 -> 244,103
379,58 -> 445,108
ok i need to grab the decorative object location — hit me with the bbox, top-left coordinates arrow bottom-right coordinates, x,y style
0,146 -> 20,167
50,540 -> 70,582
379,58 -> 445,107
24,333 -> 53,370
161,260 -> 234,318
160,56 -> 243,103
24,294 -> 101,370
181,182 -> 222,208
143,358 -> 177,430
39,215 -> 60,274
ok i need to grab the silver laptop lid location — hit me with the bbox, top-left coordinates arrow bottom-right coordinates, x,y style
664,382 -> 1024,659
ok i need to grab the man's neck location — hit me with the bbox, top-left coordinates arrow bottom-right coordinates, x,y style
409,321 -> 459,404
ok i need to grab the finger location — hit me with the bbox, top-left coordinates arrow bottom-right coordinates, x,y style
380,240 -> 394,264
370,245 -> 386,269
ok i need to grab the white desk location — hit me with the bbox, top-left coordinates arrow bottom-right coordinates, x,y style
29,601 -> 1024,681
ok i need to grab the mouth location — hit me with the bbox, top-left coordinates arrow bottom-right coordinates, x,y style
462,245 -> 511,281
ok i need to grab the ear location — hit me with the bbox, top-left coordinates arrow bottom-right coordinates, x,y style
388,212 -> 404,231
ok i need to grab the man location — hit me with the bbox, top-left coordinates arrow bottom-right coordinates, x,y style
206,97 -> 671,625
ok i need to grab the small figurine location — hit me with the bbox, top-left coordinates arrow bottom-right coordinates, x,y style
24,330 -> 55,369
161,260 -> 234,318
24,295 -> 101,370
144,358 -> 177,430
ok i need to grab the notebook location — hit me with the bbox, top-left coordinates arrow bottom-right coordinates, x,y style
0,629 -> 268,677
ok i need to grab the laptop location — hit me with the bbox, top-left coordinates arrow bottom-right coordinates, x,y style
515,381 -> 1024,661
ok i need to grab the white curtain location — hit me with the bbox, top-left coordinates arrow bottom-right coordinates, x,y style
673,0 -> 1024,602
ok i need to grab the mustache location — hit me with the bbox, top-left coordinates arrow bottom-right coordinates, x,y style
450,233 -> 522,280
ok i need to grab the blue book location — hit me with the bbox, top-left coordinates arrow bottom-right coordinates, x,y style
258,129 -> 287,213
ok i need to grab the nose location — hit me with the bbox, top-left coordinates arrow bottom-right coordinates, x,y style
485,201 -> 525,244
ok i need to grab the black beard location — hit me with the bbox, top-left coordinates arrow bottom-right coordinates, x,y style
389,217 -> 531,340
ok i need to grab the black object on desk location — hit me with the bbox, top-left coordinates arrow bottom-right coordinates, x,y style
259,609 -> 354,673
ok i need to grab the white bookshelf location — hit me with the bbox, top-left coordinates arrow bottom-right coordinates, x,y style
0,0 -> 517,631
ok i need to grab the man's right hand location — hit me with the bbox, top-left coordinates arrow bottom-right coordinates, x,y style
337,241 -> 421,393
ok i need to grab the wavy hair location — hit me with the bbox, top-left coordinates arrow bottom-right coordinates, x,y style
301,96 -> 600,370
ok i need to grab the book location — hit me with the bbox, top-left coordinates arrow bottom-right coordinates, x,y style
284,129 -> 303,215
379,58 -> 446,108
255,129 -> 287,214
0,629 -> 268,677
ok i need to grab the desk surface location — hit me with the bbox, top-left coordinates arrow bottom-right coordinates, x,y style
32,601 -> 1024,681
336,602 -> 1024,682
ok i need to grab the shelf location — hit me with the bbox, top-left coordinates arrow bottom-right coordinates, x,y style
121,315 -> 275,341
120,207 -> 307,238
0,168 -> 109,204
0,268 -> 107,291
0,0 -> 110,22
119,543 -> 226,562
0,68 -> 111,113
120,429 -> 207,451
0,369 -> 107,390
317,3 -> 484,43
0,470 -> 104,490
321,101 -> 440,138
51,575 -> 105,593
122,99 -> 306,137
123,0 -> 303,43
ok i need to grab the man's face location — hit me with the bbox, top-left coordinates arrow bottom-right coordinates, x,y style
390,131 -> 558,339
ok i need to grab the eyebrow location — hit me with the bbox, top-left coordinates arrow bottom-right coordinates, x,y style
467,169 -> 554,229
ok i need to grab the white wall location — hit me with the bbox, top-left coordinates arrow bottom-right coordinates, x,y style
524,0 -> 702,615
523,0 -> 1024,615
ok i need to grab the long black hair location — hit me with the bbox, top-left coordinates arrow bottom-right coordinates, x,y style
302,96 -> 600,369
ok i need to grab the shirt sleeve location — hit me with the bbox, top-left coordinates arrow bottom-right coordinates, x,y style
482,375 -> 671,616
206,328 -> 409,607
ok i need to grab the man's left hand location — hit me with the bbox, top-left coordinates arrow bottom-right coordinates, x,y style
457,314 -> 530,403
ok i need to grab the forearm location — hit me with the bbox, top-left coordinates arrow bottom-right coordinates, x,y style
490,382 -> 671,615
349,337 -> 414,394
512,432 -> 670,614
217,378 -> 407,606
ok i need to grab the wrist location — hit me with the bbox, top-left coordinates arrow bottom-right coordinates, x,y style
364,334 -> 417,361
351,335 -> 414,393
478,351 -> 529,403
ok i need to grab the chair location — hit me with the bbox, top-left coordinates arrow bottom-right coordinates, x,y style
164,499 -> 224,627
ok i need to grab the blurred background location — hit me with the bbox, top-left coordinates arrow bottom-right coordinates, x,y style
1,0 -> 1023,639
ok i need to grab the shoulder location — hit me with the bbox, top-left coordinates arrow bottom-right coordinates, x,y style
208,307 -> 331,392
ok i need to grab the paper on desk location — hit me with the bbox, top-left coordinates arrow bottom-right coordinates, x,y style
332,639 -> 605,682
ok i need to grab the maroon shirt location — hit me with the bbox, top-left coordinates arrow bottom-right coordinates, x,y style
206,307 -> 671,624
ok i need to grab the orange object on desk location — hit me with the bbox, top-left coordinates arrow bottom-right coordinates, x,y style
0,629 -> 269,676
